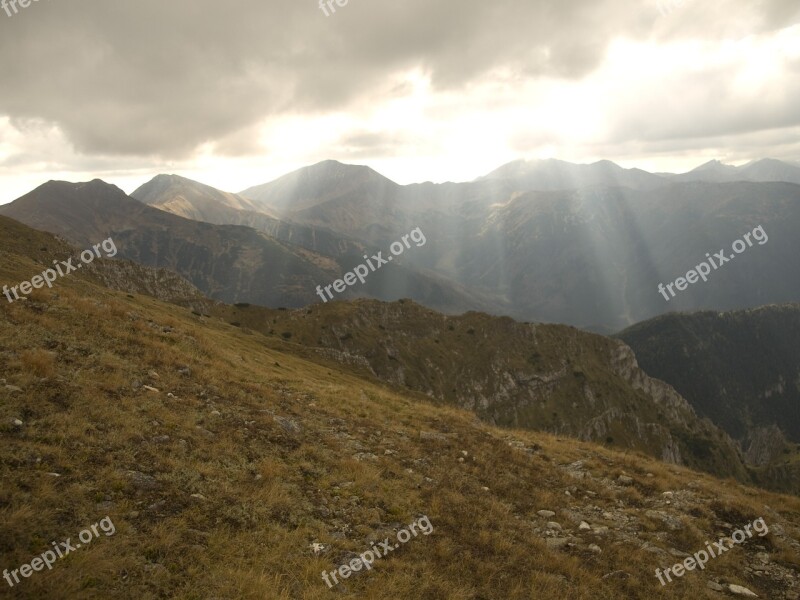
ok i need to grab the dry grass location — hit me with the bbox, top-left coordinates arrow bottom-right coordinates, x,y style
0,249 -> 798,599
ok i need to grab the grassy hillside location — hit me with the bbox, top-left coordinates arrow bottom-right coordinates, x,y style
208,299 -> 750,484
1,218 -> 799,599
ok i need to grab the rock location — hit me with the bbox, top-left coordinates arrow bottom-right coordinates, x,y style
142,385 -> 159,393
728,584 -> 758,597
148,370 -> 160,380
5,385 -> 23,393
419,431 -> 457,441
706,581 -> 724,592
601,571 -> 630,581
546,537 -> 571,549
537,510 -> 556,518
617,475 -> 634,485
579,521 -> 591,531
592,526 -> 609,535
190,493 -> 206,501
11,418 -> 23,427
210,410 -> 221,416
458,457 -> 465,463
275,416 -> 301,433
588,544 -> 602,554
178,367 -> 192,377
481,486 -> 489,492
547,522 -> 562,531
353,452 -> 378,461
127,470 -> 159,491
460,450 -> 468,457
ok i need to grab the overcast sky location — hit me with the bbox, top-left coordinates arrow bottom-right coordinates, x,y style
0,0 -> 798,202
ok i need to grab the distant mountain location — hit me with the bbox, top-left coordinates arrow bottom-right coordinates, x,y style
0,179 -> 497,315
132,174 -> 367,260
479,158 -> 667,191
133,174 -> 274,220
617,304 -> 800,445
239,160 -> 399,214
617,304 -> 800,493
670,158 -> 800,185
0,179 -> 338,308
210,298 -> 751,482
236,160 -> 800,331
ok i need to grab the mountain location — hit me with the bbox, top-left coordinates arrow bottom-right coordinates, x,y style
2,218 -> 799,598
0,179 -> 345,308
617,304 -> 800,491
671,158 -> 800,185
239,159 -> 400,214
132,173 -> 367,260
236,161 -> 800,331
479,158 -> 667,191
131,173 -> 271,220
208,298 -> 752,483
0,179 -> 498,315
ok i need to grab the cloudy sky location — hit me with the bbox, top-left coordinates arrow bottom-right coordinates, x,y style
0,0 -> 798,202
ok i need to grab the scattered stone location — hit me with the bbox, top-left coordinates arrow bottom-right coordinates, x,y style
148,370 -> 160,380
46,472 -> 61,477
5,385 -> 23,393
617,475 -> 634,485
481,486 -> 489,492
461,450 -> 468,457
274,416 -> 301,433
419,431 -> 457,441
210,410 -> 221,416
167,393 -> 176,398
706,581 -> 724,592
579,521 -> 591,531
127,470 -> 159,491
310,542 -> 325,555
537,510 -> 556,518
546,537 -> 571,550
190,493 -> 206,501
728,584 -> 758,597
588,544 -> 602,554
142,385 -> 159,393
11,418 -> 23,427
178,367 -> 192,377
547,522 -> 562,531
458,457 -> 465,463
601,571 -> 630,581
353,452 -> 378,462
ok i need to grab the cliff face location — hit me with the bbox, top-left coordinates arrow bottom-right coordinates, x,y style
210,299 -> 751,484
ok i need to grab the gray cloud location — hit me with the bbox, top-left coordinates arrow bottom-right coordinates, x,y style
0,0 -> 797,162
